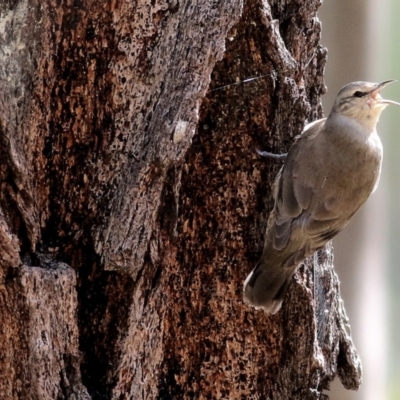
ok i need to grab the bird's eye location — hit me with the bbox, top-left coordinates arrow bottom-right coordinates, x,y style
353,91 -> 364,98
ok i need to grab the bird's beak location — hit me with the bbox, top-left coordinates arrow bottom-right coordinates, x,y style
371,80 -> 400,106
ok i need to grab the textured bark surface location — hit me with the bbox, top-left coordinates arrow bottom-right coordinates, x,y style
0,0 -> 361,399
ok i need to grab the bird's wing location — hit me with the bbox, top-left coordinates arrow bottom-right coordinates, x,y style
272,118 -> 338,252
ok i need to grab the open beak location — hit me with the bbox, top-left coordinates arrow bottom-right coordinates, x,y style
371,80 -> 400,106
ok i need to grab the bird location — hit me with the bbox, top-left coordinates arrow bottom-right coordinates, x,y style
243,80 -> 400,314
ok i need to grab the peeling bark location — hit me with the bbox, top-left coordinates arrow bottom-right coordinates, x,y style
0,0 -> 361,399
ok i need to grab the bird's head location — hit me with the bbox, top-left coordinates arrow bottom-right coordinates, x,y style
329,80 -> 400,131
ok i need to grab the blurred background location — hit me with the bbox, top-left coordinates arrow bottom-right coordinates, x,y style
319,1 -> 400,399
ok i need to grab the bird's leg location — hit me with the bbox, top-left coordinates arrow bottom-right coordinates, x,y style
256,148 -> 287,160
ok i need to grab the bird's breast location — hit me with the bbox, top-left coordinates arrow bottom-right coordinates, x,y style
315,130 -> 383,211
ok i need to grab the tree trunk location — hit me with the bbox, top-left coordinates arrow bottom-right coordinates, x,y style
0,0 -> 362,399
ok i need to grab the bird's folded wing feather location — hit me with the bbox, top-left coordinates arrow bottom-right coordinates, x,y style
271,118 -> 342,254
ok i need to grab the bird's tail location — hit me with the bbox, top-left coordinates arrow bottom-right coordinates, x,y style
243,257 -> 296,314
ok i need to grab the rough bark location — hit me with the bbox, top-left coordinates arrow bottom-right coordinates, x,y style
0,0 -> 361,399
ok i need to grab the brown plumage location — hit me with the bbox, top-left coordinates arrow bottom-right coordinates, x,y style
243,80 -> 399,314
